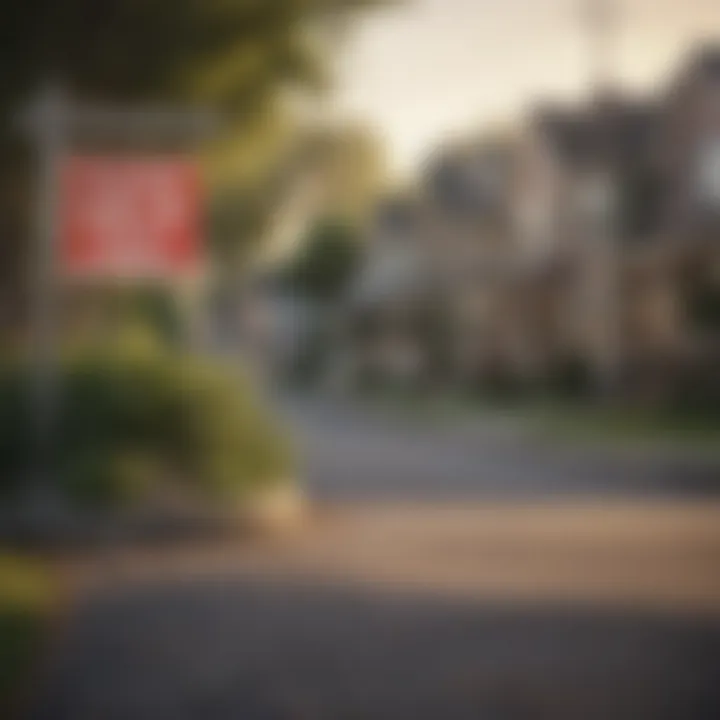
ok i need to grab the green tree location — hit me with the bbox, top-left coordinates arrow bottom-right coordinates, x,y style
0,0 -> 382,332
284,218 -> 361,302
294,124 -> 386,223
0,1 -> 384,114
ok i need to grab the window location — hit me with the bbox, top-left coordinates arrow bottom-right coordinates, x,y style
696,136 -> 720,208
576,172 -> 617,236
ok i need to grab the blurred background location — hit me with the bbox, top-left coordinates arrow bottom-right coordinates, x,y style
1,1 -> 720,719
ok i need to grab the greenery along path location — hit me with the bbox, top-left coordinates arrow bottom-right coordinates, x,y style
352,394 -> 720,460
0,554 -> 55,718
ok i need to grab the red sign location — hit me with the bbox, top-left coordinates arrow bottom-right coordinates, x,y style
60,157 -> 202,278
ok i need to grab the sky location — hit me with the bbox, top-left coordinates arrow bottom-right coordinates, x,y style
331,0 -> 720,178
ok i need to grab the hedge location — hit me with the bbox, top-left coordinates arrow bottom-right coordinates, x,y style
0,554 -> 52,715
0,347 -> 291,508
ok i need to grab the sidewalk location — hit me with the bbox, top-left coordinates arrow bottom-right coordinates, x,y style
30,500 -> 720,720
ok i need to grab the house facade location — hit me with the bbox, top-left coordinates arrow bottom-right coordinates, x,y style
347,45 -> 720,402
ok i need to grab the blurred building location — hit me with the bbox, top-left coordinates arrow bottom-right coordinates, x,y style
348,194 -> 431,386
346,44 -> 720,401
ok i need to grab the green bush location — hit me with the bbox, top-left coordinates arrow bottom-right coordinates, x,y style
546,356 -> 593,400
282,218 -> 361,303
0,348 -> 291,508
0,555 -> 52,715
124,288 -> 186,348
665,357 -> 720,420
470,363 -> 528,403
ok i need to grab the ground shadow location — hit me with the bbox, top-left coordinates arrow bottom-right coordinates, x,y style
30,573 -> 720,720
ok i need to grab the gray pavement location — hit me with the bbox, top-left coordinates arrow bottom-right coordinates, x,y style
29,398 -> 720,720
284,398 -> 720,502
30,574 -> 720,720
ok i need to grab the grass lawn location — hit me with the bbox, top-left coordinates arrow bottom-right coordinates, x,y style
525,403 -> 720,455
0,554 -> 54,716
358,389 -> 720,455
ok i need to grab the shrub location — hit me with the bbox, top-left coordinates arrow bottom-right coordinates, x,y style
665,356 -> 720,420
282,219 -> 361,303
0,347 -> 291,508
125,288 -> 186,348
470,363 -> 527,403
546,356 -> 593,400
0,555 -> 52,714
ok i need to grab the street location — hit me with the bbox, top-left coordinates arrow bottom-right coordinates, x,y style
286,399 -> 720,502
4,1 -> 720,719
30,400 -> 720,720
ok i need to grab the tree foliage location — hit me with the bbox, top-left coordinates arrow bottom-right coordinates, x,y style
284,218 -> 361,302
0,0 -> 383,329
0,0 -> 381,113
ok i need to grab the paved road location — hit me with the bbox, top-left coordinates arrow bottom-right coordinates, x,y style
284,398 -> 720,502
29,399 -> 720,720
31,565 -> 720,720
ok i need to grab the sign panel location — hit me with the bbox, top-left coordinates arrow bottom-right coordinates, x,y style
60,157 -> 202,278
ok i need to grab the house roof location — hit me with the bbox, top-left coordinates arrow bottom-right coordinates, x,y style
531,97 -> 660,171
685,44 -> 720,81
421,140 -> 514,218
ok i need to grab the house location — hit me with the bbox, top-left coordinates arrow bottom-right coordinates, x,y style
347,140 -> 517,387
509,45 -> 720,396
345,44 -> 720,402
347,195 -> 431,385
